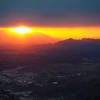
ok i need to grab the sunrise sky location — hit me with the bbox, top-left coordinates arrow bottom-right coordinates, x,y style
0,0 -> 100,44
0,26 -> 100,39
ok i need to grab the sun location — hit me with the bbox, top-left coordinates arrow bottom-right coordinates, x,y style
10,26 -> 32,35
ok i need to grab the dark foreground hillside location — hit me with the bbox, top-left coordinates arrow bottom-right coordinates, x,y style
0,39 -> 100,100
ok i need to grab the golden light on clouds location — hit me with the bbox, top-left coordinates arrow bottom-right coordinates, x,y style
29,26 -> 100,39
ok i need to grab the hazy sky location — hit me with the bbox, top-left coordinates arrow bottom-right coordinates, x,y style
0,0 -> 100,27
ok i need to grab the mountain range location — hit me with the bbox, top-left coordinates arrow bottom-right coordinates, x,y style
0,38 -> 100,69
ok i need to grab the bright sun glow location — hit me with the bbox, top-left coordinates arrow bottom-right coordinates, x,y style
10,26 -> 32,34
0,26 -> 100,39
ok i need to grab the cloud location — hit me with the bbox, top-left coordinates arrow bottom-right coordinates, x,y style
0,0 -> 100,26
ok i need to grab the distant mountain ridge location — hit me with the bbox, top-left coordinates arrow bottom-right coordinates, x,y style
0,38 -> 100,67
32,38 -> 100,64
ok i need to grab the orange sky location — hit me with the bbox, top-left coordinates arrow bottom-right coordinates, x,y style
0,26 -> 100,45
